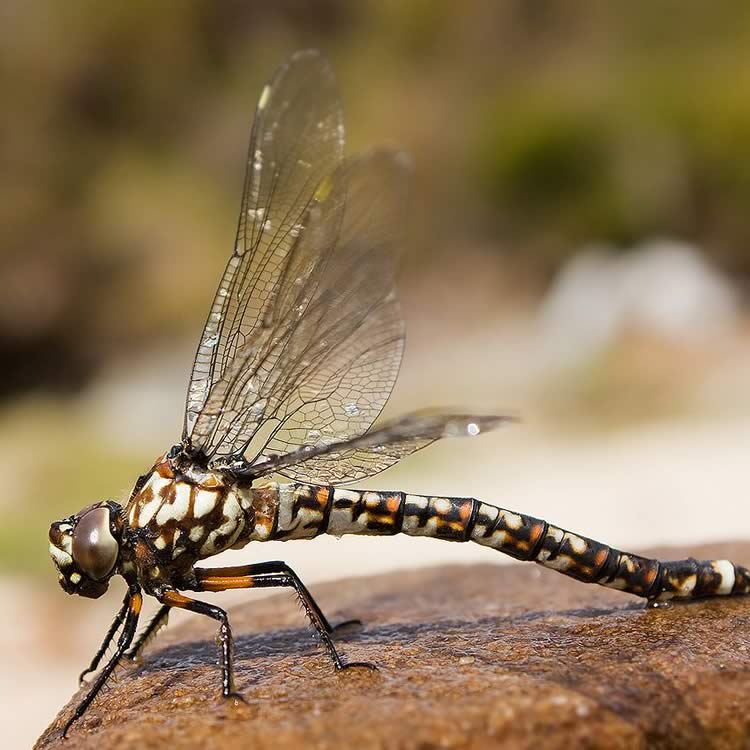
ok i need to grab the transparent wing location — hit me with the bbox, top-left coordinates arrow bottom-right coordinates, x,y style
248,413 -> 516,484
184,50 -> 344,439
185,51 -> 486,486
191,148 -> 410,466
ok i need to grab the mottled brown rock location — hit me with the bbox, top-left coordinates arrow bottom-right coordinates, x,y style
36,543 -> 750,750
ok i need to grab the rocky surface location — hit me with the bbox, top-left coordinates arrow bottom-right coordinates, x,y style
37,543 -> 750,750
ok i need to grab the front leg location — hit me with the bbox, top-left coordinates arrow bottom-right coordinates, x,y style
78,593 -> 130,684
63,585 -> 142,738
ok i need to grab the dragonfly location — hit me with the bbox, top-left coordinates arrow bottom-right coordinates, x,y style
49,50 -> 750,737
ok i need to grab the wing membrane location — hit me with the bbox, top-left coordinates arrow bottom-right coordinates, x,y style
183,51 -> 506,487
184,50 -> 344,439
249,413 -> 516,483
191,148 -> 409,464
184,51 -> 413,477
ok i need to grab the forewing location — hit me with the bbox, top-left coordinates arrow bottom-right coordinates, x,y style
184,50 -> 344,439
250,413 -> 516,483
193,148 -> 410,464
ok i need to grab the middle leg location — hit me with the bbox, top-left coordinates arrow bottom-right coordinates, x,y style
158,590 -> 243,700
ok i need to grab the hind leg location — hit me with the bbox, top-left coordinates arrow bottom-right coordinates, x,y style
192,561 -> 374,671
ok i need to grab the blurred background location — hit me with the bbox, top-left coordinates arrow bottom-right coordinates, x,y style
5,1 -> 750,745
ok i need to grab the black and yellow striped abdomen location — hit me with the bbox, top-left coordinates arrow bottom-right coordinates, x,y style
256,483 -> 750,602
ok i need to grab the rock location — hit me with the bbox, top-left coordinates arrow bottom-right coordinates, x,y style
37,542 -> 750,749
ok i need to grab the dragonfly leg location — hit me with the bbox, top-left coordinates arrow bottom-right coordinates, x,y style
158,590 -> 244,702
193,562 -> 375,672
78,592 -> 130,685
195,560 -> 360,633
260,561 -> 364,633
126,604 -> 171,662
63,586 -> 142,738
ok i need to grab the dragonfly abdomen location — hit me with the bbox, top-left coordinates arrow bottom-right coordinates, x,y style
268,483 -> 750,602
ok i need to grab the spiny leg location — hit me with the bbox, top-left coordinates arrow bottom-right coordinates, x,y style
197,560 -> 359,633
158,590 -> 243,701
63,586 -> 142,738
257,561 -> 361,631
193,562 -> 375,672
126,604 -> 170,662
78,593 -> 130,685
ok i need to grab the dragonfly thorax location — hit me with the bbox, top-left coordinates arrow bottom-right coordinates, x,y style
48,501 -> 123,599
123,455 -> 263,582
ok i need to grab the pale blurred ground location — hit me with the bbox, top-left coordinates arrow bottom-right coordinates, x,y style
5,243 -> 750,747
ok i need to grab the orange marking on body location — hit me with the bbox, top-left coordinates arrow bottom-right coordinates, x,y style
458,501 -> 472,522
528,523 -> 544,546
594,548 -> 609,566
256,518 -> 273,534
316,487 -> 330,508
438,519 -> 464,533
386,496 -> 401,513
643,568 -> 656,588
130,592 -> 143,615
156,461 -> 175,479
195,566 -> 258,590
200,575 -> 255,592
162,591 -> 194,608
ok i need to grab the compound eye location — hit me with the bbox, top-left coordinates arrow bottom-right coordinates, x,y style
71,507 -> 118,580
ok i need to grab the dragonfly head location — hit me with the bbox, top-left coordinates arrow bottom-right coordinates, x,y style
49,501 -> 123,599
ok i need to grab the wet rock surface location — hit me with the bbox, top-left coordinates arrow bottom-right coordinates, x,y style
37,543 -> 750,750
